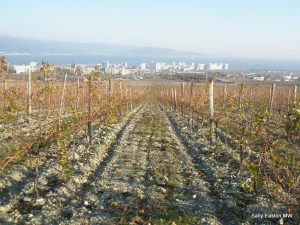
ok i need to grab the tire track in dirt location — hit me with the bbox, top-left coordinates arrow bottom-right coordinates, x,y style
158,101 -> 255,225
57,102 -> 152,224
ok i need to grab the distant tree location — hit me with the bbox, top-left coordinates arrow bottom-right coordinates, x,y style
0,56 -> 8,80
75,66 -> 83,77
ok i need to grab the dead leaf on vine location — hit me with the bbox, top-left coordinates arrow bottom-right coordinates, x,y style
115,170 -> 123,177
197,171 -> 204,177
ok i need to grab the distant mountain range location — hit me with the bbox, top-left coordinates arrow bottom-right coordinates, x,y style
0,36 -> 202,57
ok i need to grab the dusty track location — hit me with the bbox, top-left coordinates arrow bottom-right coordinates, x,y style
62,99 -> 221,224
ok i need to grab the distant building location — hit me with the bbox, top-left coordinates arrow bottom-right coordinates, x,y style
183,66 -> 194,72
105,67 -> 118,75
253,76 -> 265,81
139,63 -> 147,70
207,63 -> 222,70
121,62 -> 128,68
120,68 -> 130,76
206,63 -> 228,71
283,75 -> 292,81
14,61 -> 38,74
150,62 -> 162,72
196,63 -> 205,70
14,65 -> 28,74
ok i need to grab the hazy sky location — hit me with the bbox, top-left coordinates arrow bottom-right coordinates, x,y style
1,0 -> 300,58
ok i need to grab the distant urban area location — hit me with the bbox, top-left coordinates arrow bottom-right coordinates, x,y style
9,60 -> 300,83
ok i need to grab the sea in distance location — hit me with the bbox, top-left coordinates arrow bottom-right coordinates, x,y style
5,55 -> 300,71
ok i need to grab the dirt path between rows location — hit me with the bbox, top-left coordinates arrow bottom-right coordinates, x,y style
2,98 -> 290,225
62,100 -> 221,224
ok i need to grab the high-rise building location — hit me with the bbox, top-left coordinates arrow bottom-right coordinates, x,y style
150,62 -> 162,71
223,63 -> 229,70
140,63 -> 147,70
122,62 -> 128,68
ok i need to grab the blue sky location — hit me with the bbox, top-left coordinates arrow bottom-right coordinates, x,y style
1,0 -> 300,58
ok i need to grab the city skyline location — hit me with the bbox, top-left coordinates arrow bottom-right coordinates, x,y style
0,0 -> 300,59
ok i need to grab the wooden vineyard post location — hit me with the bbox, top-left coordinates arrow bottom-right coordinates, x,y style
174,88 -> 177,111
72,77 -> 80,160
27,68 -> 32,116
267,82 -> 276,123
287,85 -> 297,114
189,81 -> 194,126
129,87 -> 132,110
171,88 -> 177,112
208,78 -> 216,144
58,73 -> 67,127
119,80 -> 123,100
238,83 -> 245,111
222,85 -> 227,109
87,75 -> 93,145
126,87 -> 129,112
287,89 -> 291,113
248,90 -> 253,109
76,77 -> 80,112
169,89 -> 172,110
171,88 -> 174,111
293,85 -> 297,102
181,82 -> 184,96
180,83 -> 184,115
108,79 -> 113,102
189,81 -> 193,105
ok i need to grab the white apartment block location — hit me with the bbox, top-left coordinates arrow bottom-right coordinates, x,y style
139,63 -> 147,70
283,75 -> 292,81
196,63 -> 205,70
120,68 -> 130,76
150,62 -> 163,72
14,61 -> 39,74
105,67 -> 118,75
207,63 -> 229,71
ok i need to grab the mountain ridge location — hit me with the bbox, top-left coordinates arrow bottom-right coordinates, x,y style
0,36 -> 202,57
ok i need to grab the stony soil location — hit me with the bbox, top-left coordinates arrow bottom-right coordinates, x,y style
0,98 -> 298,225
